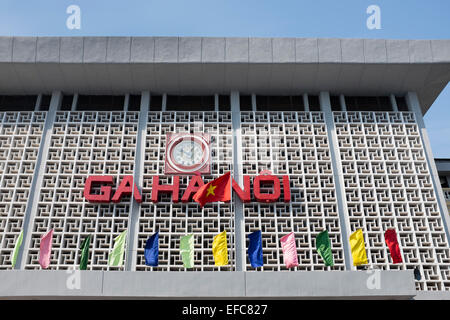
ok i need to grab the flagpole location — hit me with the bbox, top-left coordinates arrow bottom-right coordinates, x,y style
230,169 -> 235,271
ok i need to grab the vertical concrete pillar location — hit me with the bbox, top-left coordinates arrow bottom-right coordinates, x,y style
162,93 -> 167,111
34,94 -> 42,112
339,94 -> 347,112
319,91 -> 353,270
303,93 -> 309,112
125,91 -> 150,271
16,91 -> 62,269
406,92 -> 450,242
214,94 -> 219,112
71,94 -> 78,111
390,94 -> 399,112
251,94 -> 257,112
123,94 -> 130,112
231,91 -> 246,271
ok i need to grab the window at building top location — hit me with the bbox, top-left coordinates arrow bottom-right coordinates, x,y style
330,95 -> 341,111
396,96 -> 409,112
345,96 -> 392,112
219,95 -> 230,111
166,95 -> 214,111
60,95 -> 73,111
77,95 -> 124,111
39,95 -> 51,111
440,176 -> 449,189
308,95 -> 320,111
128,95 -> 141,111
0,95 -> 37,111
150,95 -> 162,111
256,96 -> 304,111
239,95 -> 252,111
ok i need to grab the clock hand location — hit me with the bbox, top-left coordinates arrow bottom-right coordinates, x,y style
180,149 -> 190,158
178,148 -> 195,163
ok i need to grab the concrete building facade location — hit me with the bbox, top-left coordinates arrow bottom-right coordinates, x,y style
0,36 -> 449,299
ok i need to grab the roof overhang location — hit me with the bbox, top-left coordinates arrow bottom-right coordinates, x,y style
0,37 -> 449,114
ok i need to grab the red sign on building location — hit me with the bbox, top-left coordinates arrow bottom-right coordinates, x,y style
83,173 -> 290,204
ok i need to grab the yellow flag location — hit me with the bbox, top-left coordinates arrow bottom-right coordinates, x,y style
212,230 -> 229,266
349,229 -> 368,266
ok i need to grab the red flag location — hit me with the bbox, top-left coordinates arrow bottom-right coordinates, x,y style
193,172 -> 231,208
384,229 -> 402,264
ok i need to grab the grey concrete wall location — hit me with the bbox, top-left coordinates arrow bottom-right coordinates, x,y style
414,291 -> 450,300
2,37 -> 448,65
0,270 -> 416,299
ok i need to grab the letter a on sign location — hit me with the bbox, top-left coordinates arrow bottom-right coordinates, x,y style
66,5 -> 81,30
112,176 -> 142,203
366,5 -> 381,30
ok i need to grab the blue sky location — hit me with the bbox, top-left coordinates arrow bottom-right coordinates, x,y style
0,0 -> 449,156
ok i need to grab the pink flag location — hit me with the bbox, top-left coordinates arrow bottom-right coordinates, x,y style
39,229 -> 54,269
280,232 -> 299,268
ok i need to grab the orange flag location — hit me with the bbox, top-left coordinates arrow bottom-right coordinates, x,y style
193,172 -> 231,208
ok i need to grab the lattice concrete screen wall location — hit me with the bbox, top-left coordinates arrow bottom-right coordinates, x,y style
240,111 -> 346,271
135,112 -> 234,271
1,107 -> 449,292
334,111 -> 450,291
0,112 -> 46,269
24,112 -> 138,270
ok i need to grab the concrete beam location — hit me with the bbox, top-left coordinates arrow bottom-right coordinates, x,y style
0,270 -> 417,299
320,92 -> 353,270
231,92 -> 246,271
125,92 -> 150,271
16,91 -> 62,270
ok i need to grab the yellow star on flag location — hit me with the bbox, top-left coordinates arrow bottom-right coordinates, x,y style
206,184 -> 217,197
192,171 -> 231,208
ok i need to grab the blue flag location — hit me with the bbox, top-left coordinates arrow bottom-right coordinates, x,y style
248,230 -> 263,268
145,232 -> 159,266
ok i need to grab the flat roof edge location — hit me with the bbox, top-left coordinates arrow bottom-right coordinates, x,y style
1,36 -> 450,64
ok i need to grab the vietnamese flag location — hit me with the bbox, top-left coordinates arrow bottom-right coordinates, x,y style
384,229 -> 403,264
193,172 -> 231,208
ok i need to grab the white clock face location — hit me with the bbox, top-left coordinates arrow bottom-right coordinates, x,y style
172,140 -> 204,167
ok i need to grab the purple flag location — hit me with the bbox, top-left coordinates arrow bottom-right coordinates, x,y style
39,229 -> 54,269
280,232 -> 298,268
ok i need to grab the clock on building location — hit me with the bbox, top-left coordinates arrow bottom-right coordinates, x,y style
165,133 -> 211,174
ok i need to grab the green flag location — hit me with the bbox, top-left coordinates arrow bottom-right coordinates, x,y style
316,230 -> 334,267
11,230 -> 23,268
180,234 -> 194,268
80,235 -> 91,270
108,230 -> 127,267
